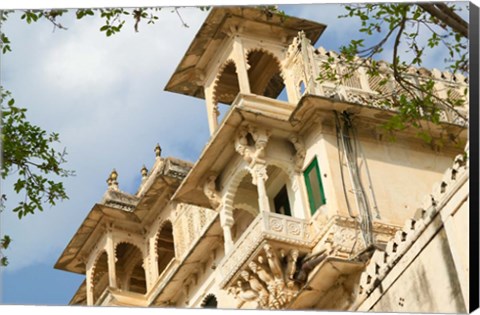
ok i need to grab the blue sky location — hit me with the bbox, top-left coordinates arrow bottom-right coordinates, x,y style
0,2 -> 470,306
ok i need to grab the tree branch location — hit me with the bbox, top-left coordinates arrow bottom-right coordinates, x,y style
419,4 -> 468,38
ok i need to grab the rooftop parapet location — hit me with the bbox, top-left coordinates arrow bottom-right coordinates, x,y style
283,31 -> 469,126
97,144 -> 193,213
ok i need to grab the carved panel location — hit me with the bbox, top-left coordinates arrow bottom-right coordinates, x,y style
220,212 -> 314,288
226,243 -> 303,309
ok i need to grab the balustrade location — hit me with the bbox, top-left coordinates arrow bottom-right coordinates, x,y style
219,211 -> 314,288
283,31 -> 469,126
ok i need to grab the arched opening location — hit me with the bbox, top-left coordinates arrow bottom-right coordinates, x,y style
129,260 -> 147,294
156,221 -> 176,277
232,172 -> 258,243
115,243 -> 146,294
265,164 -> 293,217
247,50 -> 285,99
213,60 -> 240,123
201,294 -> 218,308
91,251 -> 108,304
214,60 -> 240,105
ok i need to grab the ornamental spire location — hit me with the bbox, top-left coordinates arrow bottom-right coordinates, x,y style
141,165 -> 148,180
107,169 -> 119,190
155,143 -> 162,159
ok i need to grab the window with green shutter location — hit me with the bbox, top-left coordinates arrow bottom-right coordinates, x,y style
303,157 -> 326,215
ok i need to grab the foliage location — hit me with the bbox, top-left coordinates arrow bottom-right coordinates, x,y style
0,90 -> 75,266
1,234 -> 11,266
1,90 -> 74,219
317,3 -> 469,143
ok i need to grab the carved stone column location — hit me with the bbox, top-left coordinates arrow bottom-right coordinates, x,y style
106,231 -> 117,289
232,36 -> 251,94
283,70 -> 299,103
143,242 -> 155,292
251,163 -> 270,213
234,125 -> 272,213
149,235 -> 159,288
204,85 -> 219,135
86,265 -> 94,305
220,203 -> 235,254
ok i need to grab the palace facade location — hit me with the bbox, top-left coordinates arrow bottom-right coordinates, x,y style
55,7 -> 469,312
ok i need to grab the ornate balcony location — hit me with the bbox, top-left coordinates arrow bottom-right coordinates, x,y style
219,211 -> 315,289
218,211 -> 400,310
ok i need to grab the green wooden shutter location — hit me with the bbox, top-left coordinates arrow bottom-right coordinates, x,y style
303,157 -> 326,215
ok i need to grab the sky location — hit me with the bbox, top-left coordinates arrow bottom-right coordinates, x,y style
0,1 -> 471,307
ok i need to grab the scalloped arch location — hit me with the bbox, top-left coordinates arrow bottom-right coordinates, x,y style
212,58 -> 239,105
245,47 -> 285,79
153,219 -> 175,258
223,165 -> 252,208
89,250 -> 108,287
201,293 -> 218,308
114,240 -> 145,258
266,157 -> 296,181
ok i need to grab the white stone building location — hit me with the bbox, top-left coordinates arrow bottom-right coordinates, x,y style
55,7 -> 470,312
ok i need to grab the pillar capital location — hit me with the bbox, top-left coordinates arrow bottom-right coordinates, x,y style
250,163 -> 268,186
234,124 -> 271,167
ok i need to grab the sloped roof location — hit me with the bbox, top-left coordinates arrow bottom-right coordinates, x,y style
165,6 -> 327,100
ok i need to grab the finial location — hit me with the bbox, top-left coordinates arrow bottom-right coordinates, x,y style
141,165 -> 148,179
111,169 -> 118,180
155,143 -> 162,158
107,169 -> 119,190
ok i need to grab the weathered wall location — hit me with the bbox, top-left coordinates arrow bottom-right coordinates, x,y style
357,150 -> 469,313
370,227 -> 465,313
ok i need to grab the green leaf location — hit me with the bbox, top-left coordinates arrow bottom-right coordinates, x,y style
1,257 -> 8,267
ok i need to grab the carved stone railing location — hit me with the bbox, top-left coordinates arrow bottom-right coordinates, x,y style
283,31 -> 469,126
219,212 -> 314,288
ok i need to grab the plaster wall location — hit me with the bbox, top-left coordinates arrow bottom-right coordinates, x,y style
302,122 -> 459,226
370,227 -> 466,313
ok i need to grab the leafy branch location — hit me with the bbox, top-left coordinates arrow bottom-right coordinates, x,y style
317,3 -> 468,144
1,90 -> 75,219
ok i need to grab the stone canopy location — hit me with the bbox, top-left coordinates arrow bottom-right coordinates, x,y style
164,6 -> 326,100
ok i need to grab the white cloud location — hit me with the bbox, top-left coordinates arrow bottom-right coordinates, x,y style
1,7 -> 209,272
